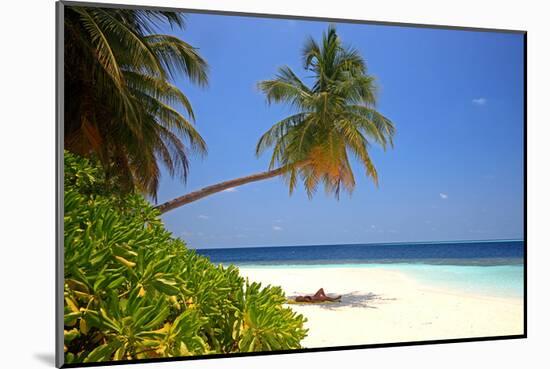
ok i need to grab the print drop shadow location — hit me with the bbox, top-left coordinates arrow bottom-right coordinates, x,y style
34,353 -> 55,366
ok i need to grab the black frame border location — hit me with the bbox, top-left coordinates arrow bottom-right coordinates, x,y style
55,1 -> 528,368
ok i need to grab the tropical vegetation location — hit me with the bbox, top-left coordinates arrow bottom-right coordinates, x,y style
64,7 -> 207,200
63,152 -> 308,363
156,25 -> 395,213
63,7 -> 395,363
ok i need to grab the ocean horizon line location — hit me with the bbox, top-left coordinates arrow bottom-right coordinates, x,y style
191,238 -> 524,251
215,258 -> 525,267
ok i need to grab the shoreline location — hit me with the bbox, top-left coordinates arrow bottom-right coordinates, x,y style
238,266 -> 524,348
233,262 -> 524,299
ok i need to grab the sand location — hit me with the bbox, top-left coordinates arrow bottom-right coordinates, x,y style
238,266 -> 524,348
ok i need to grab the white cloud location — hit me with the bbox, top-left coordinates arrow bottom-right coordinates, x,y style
472,97 -> 487,106
272,225 -> 283,231
222,187 -> 238,193
197,215 -> 209,220
439,193 -> 448,199
365,224 -> 382,233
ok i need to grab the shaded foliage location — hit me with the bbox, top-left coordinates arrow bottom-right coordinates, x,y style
64,7 -> 208,200
64,152 -> 307,363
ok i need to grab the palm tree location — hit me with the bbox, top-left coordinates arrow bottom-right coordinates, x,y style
64,6 -> 208,200
156,25 -> 395,213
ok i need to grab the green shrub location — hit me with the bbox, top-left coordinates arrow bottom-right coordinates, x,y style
63,152 -> 308,363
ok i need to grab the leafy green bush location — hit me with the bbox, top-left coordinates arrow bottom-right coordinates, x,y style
63,152 -> 308,363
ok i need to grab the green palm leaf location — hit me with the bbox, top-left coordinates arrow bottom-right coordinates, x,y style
257,25 -> 395,197
64,6 -> 208,199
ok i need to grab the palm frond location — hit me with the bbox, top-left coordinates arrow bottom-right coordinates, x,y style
97,9 -> 167,77
124,70 -> 196,120
346,105 -> 395,148
255,113 -> 309,157
64,6 -> 208,199
145,34 -> 208,85
257,25 -> 394,199
257,67 -> 312,109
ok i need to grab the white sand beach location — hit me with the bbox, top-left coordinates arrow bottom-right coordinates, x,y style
238,266 -> 524,348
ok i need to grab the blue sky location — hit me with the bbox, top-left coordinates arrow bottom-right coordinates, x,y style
154,14 -> 524,249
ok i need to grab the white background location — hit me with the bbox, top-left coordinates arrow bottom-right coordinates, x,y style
0,0 -> 547,367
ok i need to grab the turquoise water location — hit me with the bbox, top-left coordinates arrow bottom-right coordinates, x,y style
368,264 -> 524,299
199,241 -> 524,299
236,263 -> 524,299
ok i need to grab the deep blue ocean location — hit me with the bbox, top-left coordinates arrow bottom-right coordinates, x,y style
196,240 -> 524,267
195,240 -> 525,298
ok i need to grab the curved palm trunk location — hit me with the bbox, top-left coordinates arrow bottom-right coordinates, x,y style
155,166 -> 289,214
